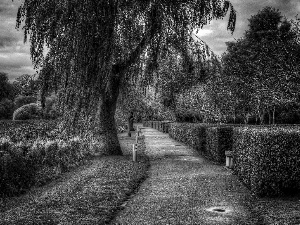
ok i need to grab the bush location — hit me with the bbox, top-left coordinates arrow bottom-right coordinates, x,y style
13,103 -> 42,120
233,126 -> 300,196
168,122 -> 218,155
0,135 -> 104,196
0,138 -> 36,197
42,95 -> 60,119
0,120 -> 58,143
0,98 -> 14,119
14,95 -> 37,109
206,126 -> 234,163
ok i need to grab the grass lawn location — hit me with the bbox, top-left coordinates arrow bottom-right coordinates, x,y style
0,131 -> 149,224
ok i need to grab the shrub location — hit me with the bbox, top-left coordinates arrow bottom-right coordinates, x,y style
168,123 -> 218,155
233,126 -> 300,196
206,126 -> 234,163
0,98 -> 14,119
28,139 -> 46,164
13,103 -> 42,120
0,134 -> 105,196
42,96 -> 60,119
44,140 -> 59,166
0,120 -> 58,143
0,138 -> 36,197
14,95 -> 37,109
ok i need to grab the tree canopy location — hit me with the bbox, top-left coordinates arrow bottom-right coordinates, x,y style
217,7 -> 300,124
16,0 -> 236,154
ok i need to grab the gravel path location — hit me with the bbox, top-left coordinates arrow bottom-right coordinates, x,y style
112,127 -> 261,225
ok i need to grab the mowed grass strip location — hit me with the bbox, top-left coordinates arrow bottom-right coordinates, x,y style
0,133 -> 149,225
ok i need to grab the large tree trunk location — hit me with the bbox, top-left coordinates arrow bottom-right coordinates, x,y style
96,73 -> 123,156
96,97 -> 122,155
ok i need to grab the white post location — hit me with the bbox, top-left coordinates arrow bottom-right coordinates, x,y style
133,144 -> 137,162
225,151 -> 233,169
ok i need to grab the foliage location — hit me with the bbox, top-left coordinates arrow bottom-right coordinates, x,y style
174,84 -> 221,123
16,0 -> 236,155
14,95 -> 37,109
215,7 -> 300,124
118,83 -> 149,122
168,122 -> 219,157
13,74 -> 39,97
233,126 -> 300,196
0,72 -> 16,101
0,120 -> 58,143
0,138 -> 36,197
13,103 -> 42,121
42,94 -> 60,119
0,98 -> 14,119
0,135 -> 105,197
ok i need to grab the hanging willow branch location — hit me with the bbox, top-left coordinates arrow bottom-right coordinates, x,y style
16,0 -> 236,133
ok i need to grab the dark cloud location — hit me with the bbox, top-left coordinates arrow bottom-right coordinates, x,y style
0,1 -> 34,80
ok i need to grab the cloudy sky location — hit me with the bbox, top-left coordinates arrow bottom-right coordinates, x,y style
0,0 -> 299,81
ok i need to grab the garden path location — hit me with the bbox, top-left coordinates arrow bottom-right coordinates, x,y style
112,127 -> 261,225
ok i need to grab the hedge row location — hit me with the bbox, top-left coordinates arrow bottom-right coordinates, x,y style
0,136 -> 103,197
0,120 -> 58,143
146,121 -> 222,160
233,126 -> 300,196
144,121 -> 300,196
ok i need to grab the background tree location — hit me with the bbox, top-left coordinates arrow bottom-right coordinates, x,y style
13,74 -> 39,97
17,0 -> 236,155
218,7 -> 300,124
0,72 -> 16,119
0,72 -> 16,101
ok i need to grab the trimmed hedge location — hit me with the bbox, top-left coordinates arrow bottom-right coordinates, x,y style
13,103 -> 42,120
0,120 -> 58,143
0,136 -> 103,197
168,123 -> 219,155
233,126 -> 300,196
14,95 -> 37,109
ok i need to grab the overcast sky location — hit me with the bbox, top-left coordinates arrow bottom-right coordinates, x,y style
0,1 -> 299,81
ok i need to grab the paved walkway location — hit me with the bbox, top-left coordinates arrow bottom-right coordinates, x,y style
112,127 -> 260,225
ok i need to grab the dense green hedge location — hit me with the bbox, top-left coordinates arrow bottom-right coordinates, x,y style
0,136 -> 103,197
168,123 -> 219,156
0,120 -> 58,143
233,126 -> 300,196
13,103 -> 42,120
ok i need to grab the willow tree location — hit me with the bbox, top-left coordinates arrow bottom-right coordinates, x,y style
16,0 -> 236,155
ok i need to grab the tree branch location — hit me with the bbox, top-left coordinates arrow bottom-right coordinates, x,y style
112,8 -> 158,75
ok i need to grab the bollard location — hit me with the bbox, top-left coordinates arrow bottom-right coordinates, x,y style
133,144 -> 137,162
225,151 -> 233,169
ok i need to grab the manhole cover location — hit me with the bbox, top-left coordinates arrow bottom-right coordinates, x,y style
213,208 -> 226,212
206,206 -> 231,213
